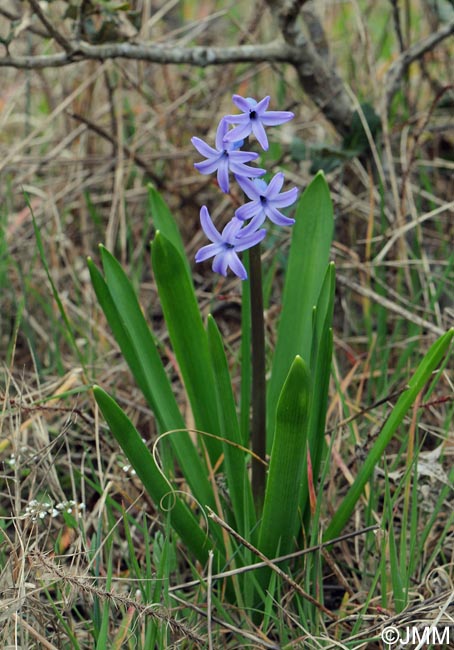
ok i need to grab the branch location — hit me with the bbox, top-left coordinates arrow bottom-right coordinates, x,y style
0,39 -> 301,69
67,111 -> 164,188
28,0 -> 73,53
383,17 -> 454,113
265,0 -> 354,135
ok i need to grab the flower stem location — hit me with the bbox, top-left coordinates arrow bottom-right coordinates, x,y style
249,242 -> 266,510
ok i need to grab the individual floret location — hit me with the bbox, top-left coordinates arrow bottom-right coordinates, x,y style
235,173 -> 298,230
191,118 -> 265,193
223,95 -> 294,151
195,206 -> 266,279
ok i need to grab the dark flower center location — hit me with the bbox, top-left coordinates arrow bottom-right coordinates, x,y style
249,110 -> 257,120
260,195 -> 267,205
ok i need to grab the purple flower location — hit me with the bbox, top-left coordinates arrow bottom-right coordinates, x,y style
191,118 -> 265,193
223,95 -> 294,151
195,206 -> 266,280
235,173 -> 298,229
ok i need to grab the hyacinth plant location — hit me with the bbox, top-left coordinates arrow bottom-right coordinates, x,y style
88,95 -> 454,613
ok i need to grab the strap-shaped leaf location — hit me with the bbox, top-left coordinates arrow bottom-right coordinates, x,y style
93,386 -> 212,566
147,184 -> 192,282
151,232 -> 222,464
89,250 -> 215,512
207,315 -> 256,535
259,355 -> 312,560
267,172 -> 333,451
300,263 -> 335,519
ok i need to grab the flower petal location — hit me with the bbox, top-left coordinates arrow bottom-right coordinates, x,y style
255,95 -> 271,114
251,119 -> 269,150
215,118 -> 229,150
235,200 -> 263,222
229,150 -> 259,162
216,157 -> 230,193
231,94 -> 252,112
235,174 -> 261,200
222,216 -> 243,240
266,205 -> 295,226
260,110 -> 294,126
271,187 -> 298,208
195,242 -> 222,263
229,160 -> 265,179
212,252 -> 229,276
234,228 -> 267,251
222,121 -> 252,142
200,205 -> 222,243
237,213 -> 266,235
227,251 -> 248,280
194,158 -> 221,175
191,136 -> 218,158
266,172 -> 285,197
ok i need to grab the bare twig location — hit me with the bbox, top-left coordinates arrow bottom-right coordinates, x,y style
389,0 -> 406,52
0,4 -> 356,137
168,523 -> 380,591
169,592 -> 281,649
336,274 -> 446,336
0,39 -> 300,69
66,111 -> 164,188
265,0 -> 354,135
383,17 -> 454,114
28,0 -> 74,53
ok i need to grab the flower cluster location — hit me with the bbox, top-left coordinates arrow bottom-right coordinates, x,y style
24,499 -> 86,523
192,95 -> 298,280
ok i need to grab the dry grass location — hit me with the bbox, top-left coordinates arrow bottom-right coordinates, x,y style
1,1 -> 454,647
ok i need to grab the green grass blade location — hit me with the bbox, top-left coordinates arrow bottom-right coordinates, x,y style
259,355 -> 312,559
207,315 -> 256,534
325,328 -> 454,540
267,171 -> 333,451
95,549 -> 112,650
151,232 -> 222,464
93,385 -> 212,565
88,252 -> 215,511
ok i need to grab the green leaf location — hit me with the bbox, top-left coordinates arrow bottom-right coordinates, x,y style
259,356 -> 312,560
93,386 -> 212,566
89,250 -> 215,512
267,172 -> 333,451
147,184 -> 191,282
151,232 -> 222,465
207,315 -> 256,535
300,263 -> 335,520
325,328 -> 454,541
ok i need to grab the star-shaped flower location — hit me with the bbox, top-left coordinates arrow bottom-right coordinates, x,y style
223,95 -> 294,151
191,118 -> 265,193
235,173 -> 298,229
195,206 -> 266,280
